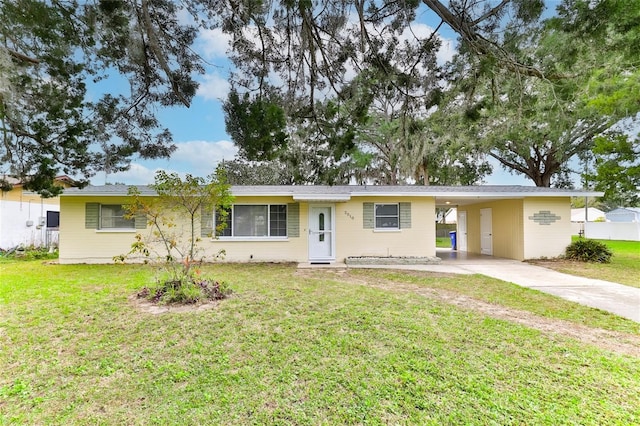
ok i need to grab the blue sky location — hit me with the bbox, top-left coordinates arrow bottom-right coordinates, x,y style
98,3 -> 538,187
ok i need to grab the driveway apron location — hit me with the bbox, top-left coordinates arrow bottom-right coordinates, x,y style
458,261 -> 640,323
342,252 -> 640,323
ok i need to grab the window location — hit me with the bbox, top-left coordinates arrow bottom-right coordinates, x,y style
216,204 -> 287,237
375,203 -> 399,229
101,205 -> 134,229
318,212 -> 325,241
363,202 -> 410,230
85,203 -> 142,231
46,211 -> 60,228
269,205 -> 287,237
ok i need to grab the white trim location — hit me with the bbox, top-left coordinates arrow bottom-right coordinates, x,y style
374,202 -> 399,230
480,208 -> 493,256
293,194 -> 351,202
217,203 -> 288,238
457,211 -> 468,251
96,229 -> 137,233
61,185 -> 604,199
308,204 -> 336,262
99,204 -> 135,231
214,237 -> 289,242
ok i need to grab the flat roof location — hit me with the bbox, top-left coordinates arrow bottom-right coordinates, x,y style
62,184 -> 603,206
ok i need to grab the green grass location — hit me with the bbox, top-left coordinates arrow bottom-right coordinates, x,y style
436,236 -> 451,248
1,261 -> 640,424
350,269 -> 640,335
532,238 -> 640,288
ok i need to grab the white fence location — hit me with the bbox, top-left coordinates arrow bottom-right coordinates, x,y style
584,222 -> 640,241
571,222 -> 583,236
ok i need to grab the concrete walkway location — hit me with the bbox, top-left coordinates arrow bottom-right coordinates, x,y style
316,250 -> 640,323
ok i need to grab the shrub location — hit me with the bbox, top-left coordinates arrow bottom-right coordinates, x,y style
137,274 -> 232,304
117,171 -> 234,305
565,239 -> 613,263
1,246 -> 58,261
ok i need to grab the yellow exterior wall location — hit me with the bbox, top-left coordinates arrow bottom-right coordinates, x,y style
523,197 -> 572,259
459,199 -> 524,260
2,187 -> 55,203
60,195 -> 309,264
2,178 -> 70,203
335,196 -> 436,261
60,195 -> 437,264
459,197 -> 572,260
60,196 -> 139,263
205,196 -> 307,263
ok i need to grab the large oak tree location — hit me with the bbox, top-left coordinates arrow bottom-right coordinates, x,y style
4,0 -> 639,194
1,0 -> 202,195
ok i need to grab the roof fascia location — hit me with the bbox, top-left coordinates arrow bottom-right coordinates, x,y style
293,194 -> 352,202
61,191 -> 157,197
61,187 -> 604,198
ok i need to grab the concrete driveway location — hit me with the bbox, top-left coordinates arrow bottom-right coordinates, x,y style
344,249 -> 640,323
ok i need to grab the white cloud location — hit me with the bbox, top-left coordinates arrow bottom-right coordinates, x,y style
197,72 -> 231,101
102,163 -> 159,185
197,28 -> 232,59
176,6 -> 196,26
170,140 -> 238,176
96,140 -> 239,185
400,23 -> 456,65
436,37 -> 456,65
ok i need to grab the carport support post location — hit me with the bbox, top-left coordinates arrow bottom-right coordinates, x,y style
584,197 -> 588,237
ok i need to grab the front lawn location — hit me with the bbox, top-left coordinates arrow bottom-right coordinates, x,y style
531,238 -> 640,288
1,261 -> 639,424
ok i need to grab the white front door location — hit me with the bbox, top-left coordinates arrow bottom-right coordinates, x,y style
480,208 -> 493,255
309,205 -> 335,262
458,211 -> 468,251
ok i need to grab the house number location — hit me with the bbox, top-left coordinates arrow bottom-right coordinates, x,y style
344,211 -> 354,220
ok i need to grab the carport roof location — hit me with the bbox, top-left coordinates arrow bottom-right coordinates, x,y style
62,184 -> 602,206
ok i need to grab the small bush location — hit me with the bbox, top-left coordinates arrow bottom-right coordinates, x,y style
137,276 -> 232,305
197,279 -> 232,300
1,246 -> 58,261
565,239 -> 613,263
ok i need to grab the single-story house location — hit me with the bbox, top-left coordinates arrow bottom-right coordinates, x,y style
0,176 -> 73,250
570,207 -> 606,236
58,185 -> 601,264
438,207 -> 457,224
605,207 -> 640,223
570,207 -> 605,222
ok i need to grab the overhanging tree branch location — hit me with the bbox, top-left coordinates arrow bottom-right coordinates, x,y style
7,48 -> 39,64
421,0 -> 566,80
141,0 -> 191,107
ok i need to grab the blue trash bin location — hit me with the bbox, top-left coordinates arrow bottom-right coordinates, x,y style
449,231 -> 457,250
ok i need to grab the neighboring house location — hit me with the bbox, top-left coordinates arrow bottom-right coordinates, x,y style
570,207 -> 606,236
586,207 -> 640,241
437,207 -> 457,224
570,207 -> 605,222
605,207 -> 640,223
58,185 -> 601,264
0,176 -> 73,250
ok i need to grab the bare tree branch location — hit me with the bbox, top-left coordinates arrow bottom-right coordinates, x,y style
7,48 -> 39,65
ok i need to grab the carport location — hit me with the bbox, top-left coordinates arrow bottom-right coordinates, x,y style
432,186 -> 602,261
